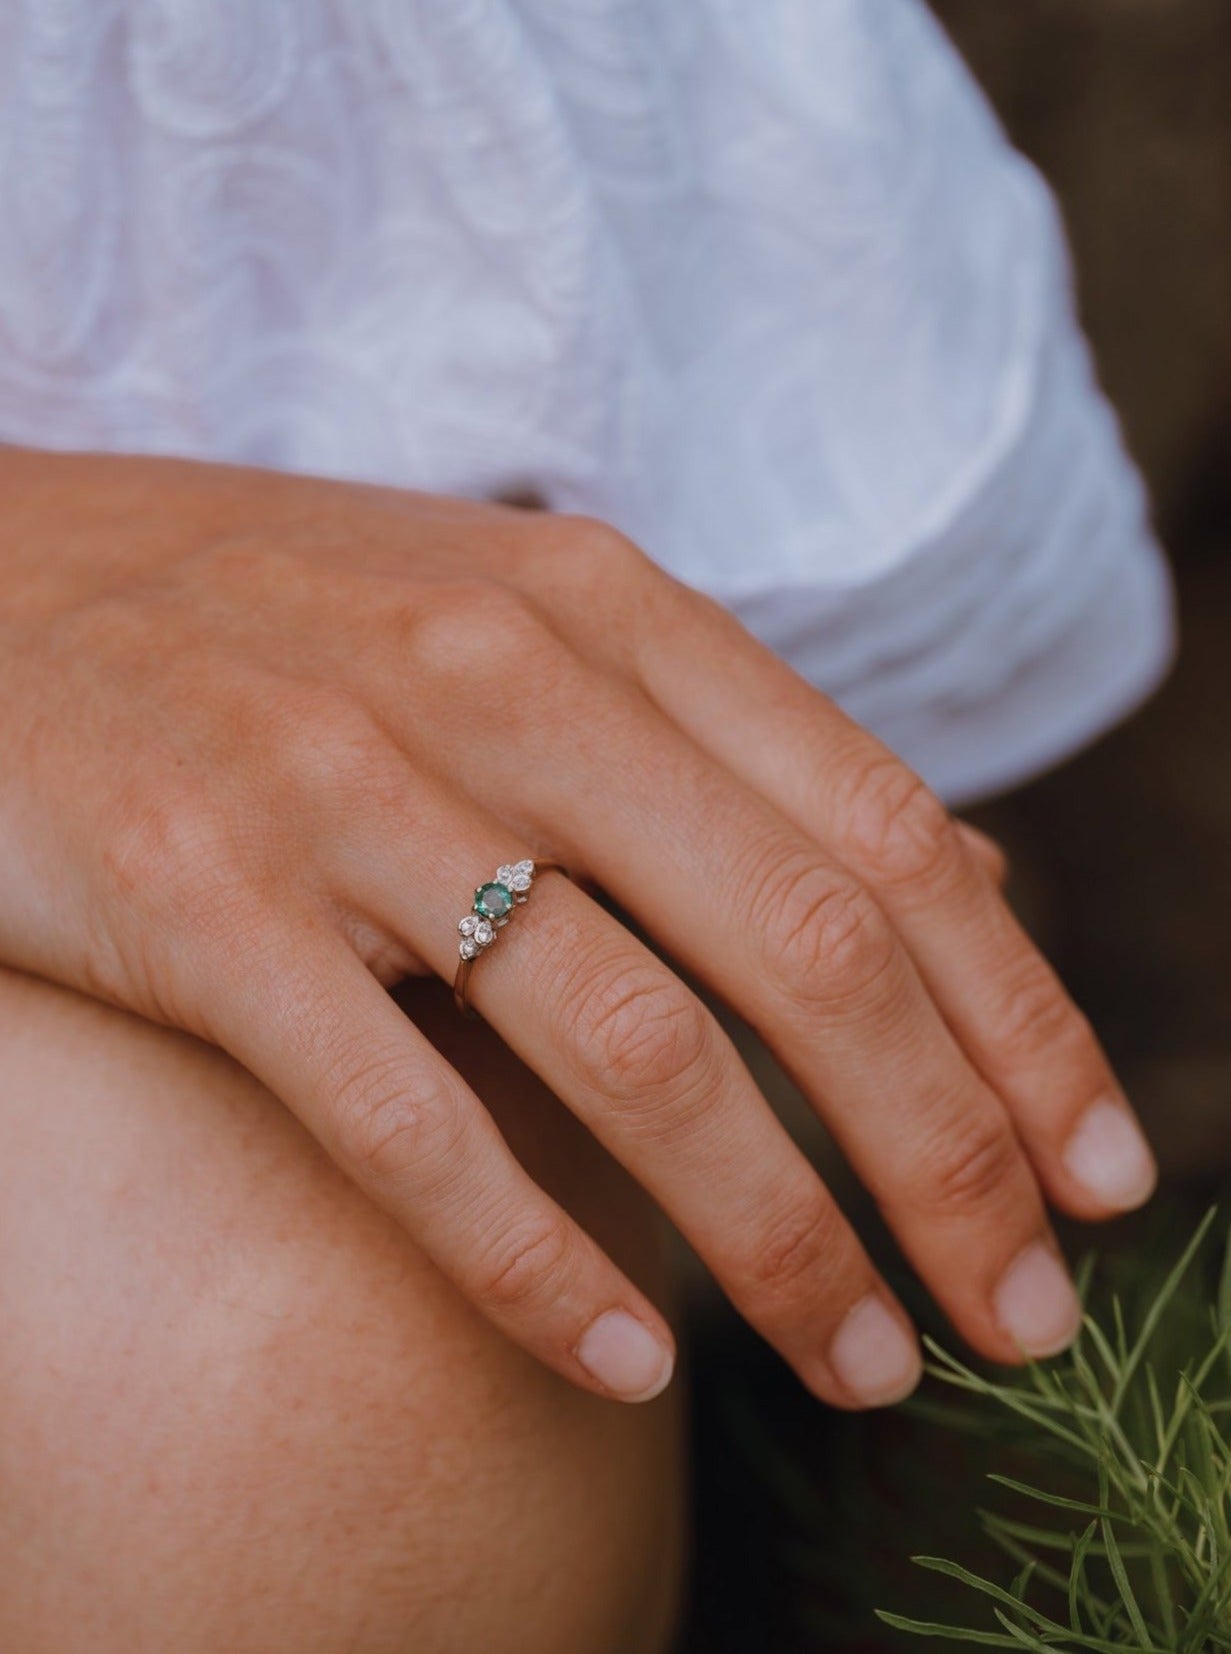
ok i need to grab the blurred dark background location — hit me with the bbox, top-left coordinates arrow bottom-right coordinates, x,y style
682,5 -> 1231,1648
938,0 -> 1230,1185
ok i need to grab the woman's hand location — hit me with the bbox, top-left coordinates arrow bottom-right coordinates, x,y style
0,447 -> 1156,1406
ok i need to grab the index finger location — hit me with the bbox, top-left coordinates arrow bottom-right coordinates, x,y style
198,915 -> 678,1405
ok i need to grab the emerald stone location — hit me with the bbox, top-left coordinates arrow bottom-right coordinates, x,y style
474,881 -> 514,920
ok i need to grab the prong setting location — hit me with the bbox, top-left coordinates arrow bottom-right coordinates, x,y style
455,862 -> 543,968
453,859 -> 566,1018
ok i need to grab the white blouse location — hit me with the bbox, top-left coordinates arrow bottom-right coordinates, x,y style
0,0 -> 1173,804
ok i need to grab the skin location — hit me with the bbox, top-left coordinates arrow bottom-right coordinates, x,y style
0,442 -> 1158,1417
0,966 -> 685,1652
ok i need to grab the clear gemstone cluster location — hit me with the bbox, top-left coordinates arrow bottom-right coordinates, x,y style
458,860 -> 536,960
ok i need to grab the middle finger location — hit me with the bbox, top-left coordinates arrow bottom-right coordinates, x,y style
332,781 -> 924,1410
442,668 -> 1084,1365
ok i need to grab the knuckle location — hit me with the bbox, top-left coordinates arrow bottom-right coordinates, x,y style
984,842 -> 1010,887
957,821 -> 1009,886
994,962 -> 1077,1059
541,514 -> 687,645
753,852 -> 897,1005
104,787 -> 233,909
99,786 -> 255,1006
265,683 -> 382,778
837,757 -> 957,888
474,1217 -> 573,1312
409,577 -> 549,679
336,1058 -> 464,1189
558,515 -> 652,584
562,956 -> 714,1123
922,1111 -> 1022,1219
741,1190 -> 842,1308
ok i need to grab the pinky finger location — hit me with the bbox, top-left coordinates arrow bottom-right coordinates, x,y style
955,820 -> 1010,888
205,927 -> 677,1404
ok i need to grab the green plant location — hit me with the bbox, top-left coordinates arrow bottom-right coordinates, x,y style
881,1210 -> 1231,1651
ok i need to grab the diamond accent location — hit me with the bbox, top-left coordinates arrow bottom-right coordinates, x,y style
456,861 -> 559,1007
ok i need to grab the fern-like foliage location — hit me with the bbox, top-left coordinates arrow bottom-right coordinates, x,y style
881,1210 -> 1231,1651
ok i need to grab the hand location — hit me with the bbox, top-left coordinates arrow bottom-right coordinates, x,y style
0,447 -> 1156,1406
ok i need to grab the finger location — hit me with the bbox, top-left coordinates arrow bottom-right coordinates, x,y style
655,644 -> 1155,1223
954,820 -> 1009,888
332,789 -> 923,1410
576,750 -> 1079,1363
198,916 -> 677,1405
528,533 -> 1155,1225
339,586 -> 1078,1367
436,662 -> 1081,1365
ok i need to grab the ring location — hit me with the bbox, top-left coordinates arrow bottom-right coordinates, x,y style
453,858 -> 568,1018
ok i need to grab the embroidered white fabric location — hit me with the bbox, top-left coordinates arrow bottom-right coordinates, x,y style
0,0 -> 1173,803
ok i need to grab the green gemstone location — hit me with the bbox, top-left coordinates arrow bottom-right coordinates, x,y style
474,881 -> 514,920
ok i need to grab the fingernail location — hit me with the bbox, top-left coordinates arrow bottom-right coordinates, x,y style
994,1241 -> 1082,1358
1063,1098 -> 1157,1212
829,1295 -> 922,1406
576,1310 -> 674,1402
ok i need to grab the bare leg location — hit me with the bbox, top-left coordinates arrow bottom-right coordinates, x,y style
0,968 -> 685,1653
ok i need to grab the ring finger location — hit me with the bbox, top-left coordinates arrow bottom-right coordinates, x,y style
333,773 -> 925,1410
402,661 -> 1083,1366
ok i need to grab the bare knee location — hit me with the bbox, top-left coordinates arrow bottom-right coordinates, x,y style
0,970 -> 684,1653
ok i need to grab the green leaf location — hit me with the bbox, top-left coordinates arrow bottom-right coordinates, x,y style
990,1607 -> 1055,1650
910,1558 -> 1067,1634
1216,1217 -> 1231,1348
1069,1521 -> 1095,1635
1011,1558 -> 1039,1602
845,1212 -> 1231,1651
979,1512 -> 1147,1559
1112,1209 -> 1219,1415
1099,1469 -> 1153,1645
986,1474 -> 1124,1522
874,1610 -> 1027,1645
